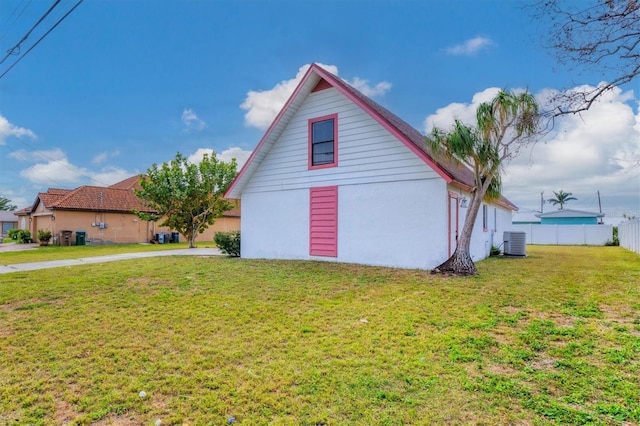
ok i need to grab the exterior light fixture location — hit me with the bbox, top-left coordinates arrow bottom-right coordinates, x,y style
460,197 -> 469,208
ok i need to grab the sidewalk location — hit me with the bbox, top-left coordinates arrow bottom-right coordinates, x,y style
0,248 -> 222,275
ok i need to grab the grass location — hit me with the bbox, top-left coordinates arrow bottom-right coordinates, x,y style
0,246 -> 639,425
0,242 -> 215,265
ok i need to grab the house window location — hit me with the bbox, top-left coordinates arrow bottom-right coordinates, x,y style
309,186 -> 338,257
309,114 -> 338,169
483,205 -> 488,232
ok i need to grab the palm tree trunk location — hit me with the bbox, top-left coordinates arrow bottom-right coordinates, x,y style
431,190 -> 485,276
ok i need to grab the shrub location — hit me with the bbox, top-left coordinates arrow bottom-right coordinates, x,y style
605,227 -> 620,246
11,229 -> 32,244
490,245 -> 502,256
214,230 -> 240,257
37,229 -> 52,242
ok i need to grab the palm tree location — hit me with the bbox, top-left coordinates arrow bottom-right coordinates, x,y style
427,90 -> 540,275
547,190 -> 577,210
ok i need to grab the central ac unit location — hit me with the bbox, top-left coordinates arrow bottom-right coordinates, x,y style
503,231 -> 526,257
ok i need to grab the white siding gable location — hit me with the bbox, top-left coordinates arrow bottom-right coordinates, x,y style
243,87 -> 440,193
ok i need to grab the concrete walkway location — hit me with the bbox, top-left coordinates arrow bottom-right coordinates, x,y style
0,248 -> 222,275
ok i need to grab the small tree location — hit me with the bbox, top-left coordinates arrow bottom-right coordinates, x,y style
134,152 -> 237,248
427,90 -> 540,275
547,190 -> 577,210
0,196 -> 17,211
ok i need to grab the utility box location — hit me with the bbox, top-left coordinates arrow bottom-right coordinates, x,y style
60,230 -> 73,246
76,231 -> 86,246
504,231 -> 527,257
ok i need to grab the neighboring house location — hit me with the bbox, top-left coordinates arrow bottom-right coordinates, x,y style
18,176 -> 240,245
226,64 -> 517,270
512,211 -> 541,225
0,211 -> 18,237
535,209 -> 605,225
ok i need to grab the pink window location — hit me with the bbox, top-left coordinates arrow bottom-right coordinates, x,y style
308,114 -> 338,170
309,186 -> 338,257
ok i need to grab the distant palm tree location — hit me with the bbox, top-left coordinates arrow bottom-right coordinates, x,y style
548,190 -> 577,210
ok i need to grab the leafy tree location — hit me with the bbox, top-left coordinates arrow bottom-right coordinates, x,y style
531,0 -> 639,115
134,152 -> 237,248
0,196 -> 17,211
547,190 -> 577,210
427,90 -> 540,275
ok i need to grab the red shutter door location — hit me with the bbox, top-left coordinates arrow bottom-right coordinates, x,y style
309,186 -> 338,257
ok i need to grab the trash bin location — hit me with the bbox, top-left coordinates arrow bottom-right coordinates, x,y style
76,231 -> 86,246
170,232 -> 179,243
61,230 -> 72,246
156,233 -> 166,244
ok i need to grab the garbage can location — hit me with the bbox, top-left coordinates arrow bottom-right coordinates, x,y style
61,230 -> 73,246
76,231 -> 86,246
156,233 -> 166,244
170,232 -> 179,243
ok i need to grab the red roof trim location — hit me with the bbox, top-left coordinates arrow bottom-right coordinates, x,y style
309,64 -> 453,183
225,66 -> 319,198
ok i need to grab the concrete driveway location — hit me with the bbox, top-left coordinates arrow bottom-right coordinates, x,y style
0,246 -> 222,274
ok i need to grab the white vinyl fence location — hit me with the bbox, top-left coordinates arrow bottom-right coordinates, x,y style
619,219 -> 640,255
511,224 -> 613,246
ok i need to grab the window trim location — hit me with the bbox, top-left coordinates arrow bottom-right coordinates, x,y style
308,113 -> 338,170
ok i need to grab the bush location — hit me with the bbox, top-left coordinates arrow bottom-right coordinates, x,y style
605,227 -> 620,246
37,229 -> 52,242
214,230 -> 240,257
10,229 -> 32,244
490,245 -> 502,256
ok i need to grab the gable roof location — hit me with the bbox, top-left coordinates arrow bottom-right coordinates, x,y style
536,209 -> 604,219
109,175 -> 144,190
226,64 -> 517,211
32,185 -> 155,214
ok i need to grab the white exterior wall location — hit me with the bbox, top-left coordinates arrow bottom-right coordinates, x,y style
242,88 -> 440,194
242,180 -> 450,269
337,179 -> 447,269
239,86 -> 515,269
452,188 -> 514,261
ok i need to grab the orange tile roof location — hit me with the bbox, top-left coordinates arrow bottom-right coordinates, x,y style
109,175 -> 145,190
49,185 -> 156,213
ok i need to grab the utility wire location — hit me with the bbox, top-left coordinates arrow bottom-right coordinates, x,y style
0,0 -> 33,45
0,0 -> 61,66
0,0 -> 83,80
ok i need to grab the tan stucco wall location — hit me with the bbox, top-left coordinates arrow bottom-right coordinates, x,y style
26,209 -> 240,245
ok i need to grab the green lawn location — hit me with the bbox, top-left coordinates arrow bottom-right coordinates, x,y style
0,246 -> 639,425
0,242 -> 211,265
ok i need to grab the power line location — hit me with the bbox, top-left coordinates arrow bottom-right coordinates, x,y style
0,0 -> 33,45
0,0 -> 61,66
0,0 -> 83,80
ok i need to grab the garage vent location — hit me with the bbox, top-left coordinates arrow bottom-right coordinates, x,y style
503,231 -> 526,257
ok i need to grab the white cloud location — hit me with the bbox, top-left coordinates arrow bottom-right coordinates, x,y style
0,114 -> 36,145
90,166 -> 132,186
347,77 -> 392,97
91,150 -> 120,165
19,157 -> 88,185
10,148 -> 67,162
424,87 -> 501,132
187,147 -> 252,170
15,148 -> 136,188
181,108 -> 207,132
240,63 -> 391,130
423,84 -> 640,214
445,36 -> 493,56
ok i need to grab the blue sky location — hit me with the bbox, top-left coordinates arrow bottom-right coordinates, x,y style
1,0 -> 638,219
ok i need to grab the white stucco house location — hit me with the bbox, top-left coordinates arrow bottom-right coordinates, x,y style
226,64 -> 517,269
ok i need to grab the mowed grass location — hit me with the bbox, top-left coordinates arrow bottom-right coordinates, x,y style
0,242 -> 205,265
0,246 -> 639,425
